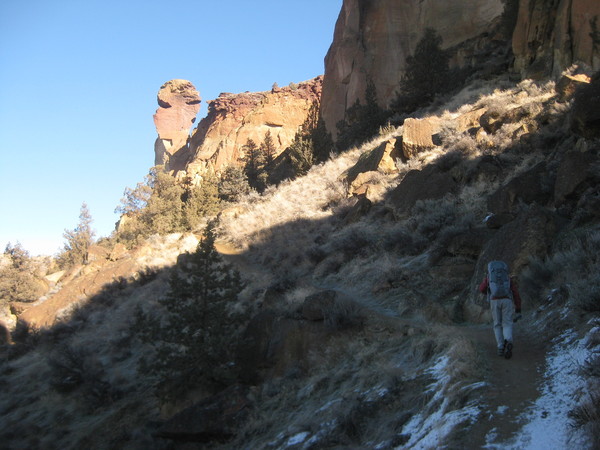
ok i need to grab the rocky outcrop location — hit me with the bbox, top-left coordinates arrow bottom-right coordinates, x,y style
183,78 -> 322,180
321,0 -> 505,136
342,138 -> 401,185
153,80 -> 201,169
388,165 -> 458,214
512,0 -> 600,79
401,118 -> 437,159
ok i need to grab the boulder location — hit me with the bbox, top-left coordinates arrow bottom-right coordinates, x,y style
401,118 -> 436,159
556,73 -> 591,102
236,310 -> 330,384
153,79 -> 201,168
479,105 -> 532,134
156,385 -> 250,443
472,205 -> 558,298
342,139 -> 401,185
554,151 -> 599,205
446,228 -> 493,257
456,107 -> 487,133
388,165 -> 458,214
342,195 -> 373,224
487,162 -> 552,214
0,320 -> 10,345
571,74 -> 600,139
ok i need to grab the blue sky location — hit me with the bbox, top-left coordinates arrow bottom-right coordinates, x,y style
0,0 -> 342,256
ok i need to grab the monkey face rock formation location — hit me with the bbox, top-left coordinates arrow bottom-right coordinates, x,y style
512,0 -> 600,78
153,79 -> 201,168
321,0 -> 505,136
183,77 -> 322,179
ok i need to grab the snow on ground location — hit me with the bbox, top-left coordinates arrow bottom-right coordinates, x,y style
488,329 -> 592,450
399,355 -> 484,449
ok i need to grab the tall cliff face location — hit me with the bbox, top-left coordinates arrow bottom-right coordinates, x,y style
512,0 -> 600,78
182,77 -> 322,180
321,0 -> 506,135
321,0 -> 600,138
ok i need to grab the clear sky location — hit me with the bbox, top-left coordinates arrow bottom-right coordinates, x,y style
0,0 -> 343,256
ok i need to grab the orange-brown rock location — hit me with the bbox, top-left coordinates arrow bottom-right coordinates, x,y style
153,79 -> 201,168
512,0 -> 600,78
342,138 -> 401,186
321,0 -> 505,137
556,73 -> 591,102
402,118 -> 436,159
184,78 -> 322,179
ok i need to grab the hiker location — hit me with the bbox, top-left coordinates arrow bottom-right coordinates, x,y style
478,261 -> 522,359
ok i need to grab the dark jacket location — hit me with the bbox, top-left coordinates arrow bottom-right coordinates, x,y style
478,276 -> 522,312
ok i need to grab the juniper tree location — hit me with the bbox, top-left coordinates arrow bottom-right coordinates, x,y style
135,225 -> 245,401
218,165 -> 251,202
260,130 -> 277,167
0,242 -> 43,305
242,138 -> 267,192
58,202 -> 95,267
336,80 -> 388,151
390,28 -> 457,114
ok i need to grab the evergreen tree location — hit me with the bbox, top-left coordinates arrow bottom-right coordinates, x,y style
390,28 -> 457,115
58,202 -> 95,267
183,173 -> 221,230
135,225 -> 245,401
260,130 -> 277,167
242,138 -> 266,192
0,242 -> 44,305
287,135 -> 314,177
218,166 -> 251,202
336,81 -> 388,151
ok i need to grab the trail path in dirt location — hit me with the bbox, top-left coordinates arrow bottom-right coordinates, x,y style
459,318 -> 549,447
214,241 -> 553,446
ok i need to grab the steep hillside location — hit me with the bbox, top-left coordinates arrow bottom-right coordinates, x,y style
2,1 -> 600,448
2,70 -> 599,449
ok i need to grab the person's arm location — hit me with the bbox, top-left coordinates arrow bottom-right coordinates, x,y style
478,277 -> 488,294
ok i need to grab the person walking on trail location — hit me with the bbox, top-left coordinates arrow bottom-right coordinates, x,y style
478,261 -> 522,359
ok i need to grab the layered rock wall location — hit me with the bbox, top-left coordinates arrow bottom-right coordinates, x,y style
184,77 -> 322,180
321,0 -> 505,136
512,0 -> 600,78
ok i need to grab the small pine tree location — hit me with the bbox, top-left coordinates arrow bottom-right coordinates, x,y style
336,81 -> 388,151
183,174 -> 221,230
58,202 -> 95,267
135,225 -> 245,401
242,138 -> 267,192
287,135 -> 314,177
218,166 -> 251,202
260,130 -> 277,167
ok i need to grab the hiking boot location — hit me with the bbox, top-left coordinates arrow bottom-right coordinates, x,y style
504,342 -> 513,359
497,347 -> 504,356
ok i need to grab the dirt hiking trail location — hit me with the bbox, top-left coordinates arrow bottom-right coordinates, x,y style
460,319 -> 549,447
215,242 -> 551,446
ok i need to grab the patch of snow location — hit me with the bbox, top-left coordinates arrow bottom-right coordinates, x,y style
489,329 -> 593,449
398,356 -> 484,449
496,405 -> 509,415
285,431 -> 309,447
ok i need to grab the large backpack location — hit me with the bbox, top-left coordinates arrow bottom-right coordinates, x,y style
487,261 -> 512,299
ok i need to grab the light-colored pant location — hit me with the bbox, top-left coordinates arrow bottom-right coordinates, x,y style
491,298 -> 514,349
